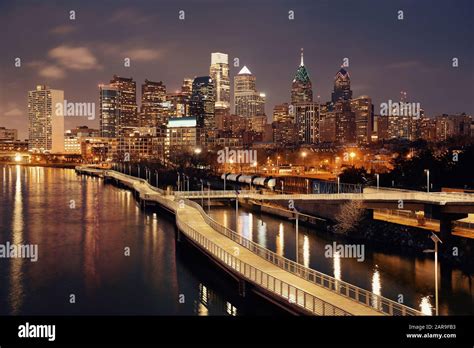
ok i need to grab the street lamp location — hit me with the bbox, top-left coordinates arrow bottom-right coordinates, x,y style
301,151 -> 307,173
155,170 -> 159,188
177,172 -> 181,192
194,147 -> 202,155
424,169 -> 430,193
252,161 -> 257,175
337,176 -> 340,194
350,151 -> 356,165
306,178 -> 309,194
200,179 -> 204,207
423,232 -> 443,316
375,173 -> 380,191
207,182 -> 211,213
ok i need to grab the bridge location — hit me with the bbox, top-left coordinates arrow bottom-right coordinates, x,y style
76,166 -> 423,316
176,188 -> 474,240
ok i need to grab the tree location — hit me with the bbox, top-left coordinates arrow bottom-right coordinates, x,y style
334,200 -> 365,235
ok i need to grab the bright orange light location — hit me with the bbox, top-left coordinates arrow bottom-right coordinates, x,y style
14,154 -> 22,162
350,152 -> 356,159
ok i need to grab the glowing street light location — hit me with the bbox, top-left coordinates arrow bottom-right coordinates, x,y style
349,151 -> 356,165
301,151 -> 307,173
14,153 -> 22,162
423,232 -> 443,316
194,147 -> 202,155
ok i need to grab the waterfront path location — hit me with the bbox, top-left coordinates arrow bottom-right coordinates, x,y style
76,167 -> 423,316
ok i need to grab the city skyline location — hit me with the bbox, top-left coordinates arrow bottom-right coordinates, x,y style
1,0 -> 473,139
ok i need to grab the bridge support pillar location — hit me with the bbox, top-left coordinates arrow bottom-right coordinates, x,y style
238,279 -> 246,297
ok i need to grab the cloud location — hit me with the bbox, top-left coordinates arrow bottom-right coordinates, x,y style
50,25 -> 76,35
39,65 -> 66,79
4,107 -> 23,117
386,61 -> 421,69
48,45 -> 100,70
123,48 -> 163,61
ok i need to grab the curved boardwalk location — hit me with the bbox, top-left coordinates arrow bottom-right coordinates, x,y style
76,167 -> 423,316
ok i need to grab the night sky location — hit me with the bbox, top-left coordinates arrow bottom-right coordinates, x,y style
0,0 -> 473,139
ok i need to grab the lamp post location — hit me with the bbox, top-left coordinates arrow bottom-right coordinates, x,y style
376,173 -> 380,191
177,172 -> 181,192
349,151 -> 356,166
337,176 -> 340,194
235,189 -> 239,231
207,182 -> 211,213
423,232 -> 443,316
306,178 -> 309,194
137,165 -> 140,179
301,151 -> 307,174
425,169 -> 430,193
155,170 -> 159,188
200,179 -> 204,207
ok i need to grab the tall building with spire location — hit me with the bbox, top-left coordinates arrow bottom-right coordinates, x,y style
291,49 -> 313,104
209,53 -> 230,114
331,67 -> 352,103
234,66 -> 265,117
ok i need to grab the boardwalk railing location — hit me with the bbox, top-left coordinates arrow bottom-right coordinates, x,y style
181,197 -> 422,316
175,209 -> 351,316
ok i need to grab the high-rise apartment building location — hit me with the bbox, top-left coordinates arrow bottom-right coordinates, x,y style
234,66 -> 265,117
294,102 -> 319,144
435,114 -> 472,141
210,52 -> 230,113
335,100 -> 356,144
28,85 -> 64,153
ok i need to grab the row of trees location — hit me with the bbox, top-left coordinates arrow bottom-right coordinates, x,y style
338,143 -> 474,191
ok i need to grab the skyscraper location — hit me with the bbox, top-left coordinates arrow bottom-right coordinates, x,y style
181,78 -> 193,95
234,66 -> 265,117
291,49 -> 313,104
331,67 -> 352,103
28,85 -> 64,152
351,96 -> 374,144
140,79 -> 166,127
99,84 -> 119,138
110,75 -> 138,136
335,100 -> 356,144
190,76 -> 215,129
210,52 -> 230,113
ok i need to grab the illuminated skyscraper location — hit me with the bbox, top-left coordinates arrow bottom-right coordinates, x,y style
190,76 -> 215,129
140,79 -> 167,127
28,85 -> 64,153
110,75 -> 138,136
331,67 -> 352,103
99,84 -> 119,138
181,78 -> 193,95
234,66 -> 265,117
351,96 -> 374,144
291,49 -> 313,104
210,52 -> 230,113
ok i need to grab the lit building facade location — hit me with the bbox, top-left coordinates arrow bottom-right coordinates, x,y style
0,127 -> 18,141
28,85 -> 64,153
210,52 -> 230,113
99,84 -> 119,138
110,75 -> 138,136
140,79 -> 167,127
351,96 -> 374,144
234,66 -> 265,117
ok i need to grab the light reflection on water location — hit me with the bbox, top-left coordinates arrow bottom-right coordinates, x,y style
209,206 -> 474,315
0,166 -> 279,316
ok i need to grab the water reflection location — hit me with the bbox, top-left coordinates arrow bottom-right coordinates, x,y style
371,266 -> 382,310
303,235 -> 310,268
257,219 -> 267,248
420,296 -> 433,316
9,165 -> 24,314
276,223 -> 284,256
